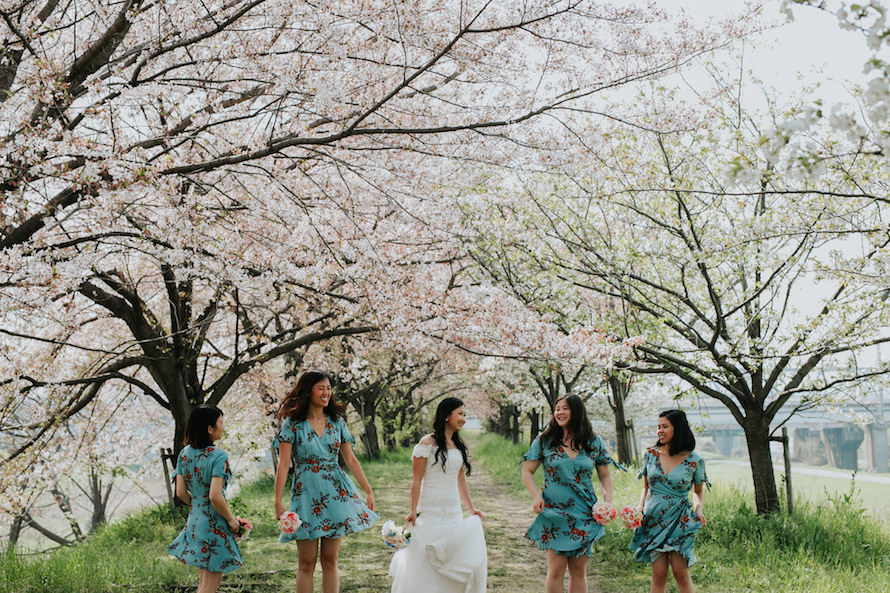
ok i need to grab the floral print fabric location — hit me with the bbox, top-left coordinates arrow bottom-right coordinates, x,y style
167,445 -> 243,573
630,447 -> 709,566
522,434 -> 615,557
275,415 -> 379,541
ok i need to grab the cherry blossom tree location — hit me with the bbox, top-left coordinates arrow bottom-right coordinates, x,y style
456,79 -> 890,513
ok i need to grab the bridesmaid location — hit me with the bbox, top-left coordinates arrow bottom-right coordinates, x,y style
521,394 -> 615,593
167,405 -> 243,593
630,409 -> 708,593
273,370 -> 379,593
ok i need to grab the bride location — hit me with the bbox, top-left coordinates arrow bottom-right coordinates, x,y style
389,397 -> 487,593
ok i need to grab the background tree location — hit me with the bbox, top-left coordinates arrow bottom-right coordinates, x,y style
457,82 -> 890,513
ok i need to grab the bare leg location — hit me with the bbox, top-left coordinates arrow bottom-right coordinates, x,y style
566,554 -> 588,593
319,537 -> 342,593
650,553 -> 669,593
669,551 -> 695,593
545,550 -> 568,593
296,538 -> 320,593
197,569 -> 223,593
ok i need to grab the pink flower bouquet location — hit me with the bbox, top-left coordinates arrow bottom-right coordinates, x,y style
278,510 -> 302,534
592,501 -> 617,526
235,516 -> 253,540
618,505 -> 643,529
381,520 -> 412,550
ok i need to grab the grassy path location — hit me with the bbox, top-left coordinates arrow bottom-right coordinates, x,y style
221,444 -> 559,592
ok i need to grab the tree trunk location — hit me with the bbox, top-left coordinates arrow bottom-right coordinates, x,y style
51,485 -> 83,541
608,374 -> 633,465
527,408 -> 540,443
361,417 -> 381,459
7,514 -> 24,553
743,415 -> 781,514
510,406 -> 520,444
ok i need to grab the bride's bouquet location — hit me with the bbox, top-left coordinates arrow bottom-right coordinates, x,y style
618,505 -> 643,529
592,501 -> 617,526
381,520 -> 412,550
278,511 -> 302,534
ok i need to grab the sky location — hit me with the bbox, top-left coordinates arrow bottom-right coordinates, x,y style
663,0 -> 871,102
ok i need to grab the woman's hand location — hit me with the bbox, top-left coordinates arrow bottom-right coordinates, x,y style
694,505 -> 707,527
470,508 -> 485,521
227,517 -> 242,535
405,510 -> 418,525
365,491 -> 375,512
275,502 -> 286,520
532,493 -> 545,514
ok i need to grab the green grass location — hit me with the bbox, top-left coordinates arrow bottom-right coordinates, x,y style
706,458 -> 890,519
473,432 -> 890,593
0,446 -> 416,593
5,436 -> 889,593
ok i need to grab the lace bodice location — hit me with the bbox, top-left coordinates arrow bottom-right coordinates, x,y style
413,444 -> 463,524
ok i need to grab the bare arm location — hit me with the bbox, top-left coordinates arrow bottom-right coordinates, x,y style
406,454 -> 427,525
209,476 -> 240,533
693,482 -> 706,526
174,474 -> 191,506
521,459 -> 545,513
274,441 -> 292,519
637,475 -> 649,509
341,442 -> 374,511
596,464 -> 613,504
458,469 -> 484,520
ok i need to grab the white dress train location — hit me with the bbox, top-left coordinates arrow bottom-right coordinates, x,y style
389,444 -> 487,593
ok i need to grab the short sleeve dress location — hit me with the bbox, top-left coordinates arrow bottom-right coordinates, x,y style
630,447 -> 709,566
167,445 -> 243,573
275,415 -> 379,541
522,434 -> 615,557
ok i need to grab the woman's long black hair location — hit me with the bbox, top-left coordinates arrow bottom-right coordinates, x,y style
184,404 -> 223,449
431,397 -> 471,475
654,409 -> 696,455
539,394 -> 595,454
277,370 -> 346,421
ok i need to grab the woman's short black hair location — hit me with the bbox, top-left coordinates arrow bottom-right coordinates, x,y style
656,409 -> 696,455
184,404 -> 223,449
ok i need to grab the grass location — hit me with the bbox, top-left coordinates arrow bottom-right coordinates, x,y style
706,458 -> 890,519
473,432 -> 890,593
0,446 -> 416,593
3,434 -> 889,593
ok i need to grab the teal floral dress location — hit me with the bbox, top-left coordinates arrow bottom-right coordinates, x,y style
167,445 -> 243,573
630,447 -> 709,566
522,434 -> 616,557
275,415 -> 379,542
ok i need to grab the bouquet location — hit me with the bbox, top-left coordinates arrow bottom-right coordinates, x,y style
592,501 -> 617,526
381,520 -> 412,550
618,505 -> 643,529
278,511 -> 302,534
234,516 -> 253,540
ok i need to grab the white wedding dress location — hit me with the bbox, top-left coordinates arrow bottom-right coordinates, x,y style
389,444 -> 487,593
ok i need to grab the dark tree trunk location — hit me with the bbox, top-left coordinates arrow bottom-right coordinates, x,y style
743,414 -> 780,514
527,408 -> 541,443
608,374 -> 633,465
361,416 -> 381,459
510,406 -> 520,444
7,514 -> 24,553
88,466 -> 113,532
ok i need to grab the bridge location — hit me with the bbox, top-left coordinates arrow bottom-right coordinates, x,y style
661,396 -> 890,473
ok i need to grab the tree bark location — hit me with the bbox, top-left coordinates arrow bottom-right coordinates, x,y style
361,416 -> 381,460
743,415 -> 781,514
608,373 -> 634,465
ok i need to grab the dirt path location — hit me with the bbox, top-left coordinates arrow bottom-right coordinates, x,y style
224,451 -> 605,592
465,457 -> 604,593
